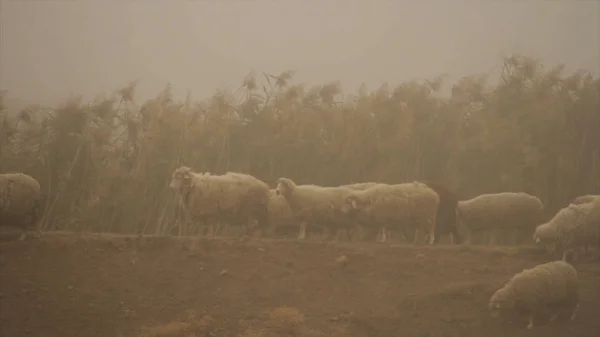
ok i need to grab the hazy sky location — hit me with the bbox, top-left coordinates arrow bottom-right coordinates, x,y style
1,1 -> 599,104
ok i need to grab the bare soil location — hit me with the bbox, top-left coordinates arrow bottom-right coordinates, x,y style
0,232 -> 598,337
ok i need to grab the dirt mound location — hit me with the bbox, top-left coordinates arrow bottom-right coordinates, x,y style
1,233 -> 598,337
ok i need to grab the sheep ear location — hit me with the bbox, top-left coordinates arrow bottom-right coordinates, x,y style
351,199 -> 357,208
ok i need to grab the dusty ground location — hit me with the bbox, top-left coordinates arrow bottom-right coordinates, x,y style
0,233 -> 599,337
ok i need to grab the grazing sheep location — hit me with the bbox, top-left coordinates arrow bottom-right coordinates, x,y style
571,194 -> 599,205
421,180 -> 461,244
457,192 -> 544,245
342,181 -> 439,244
488,260 -> 579,330
0,172 -> 42,240
169,167 -> 270,237
533,197 -> 600,261
275,177 -> 354,241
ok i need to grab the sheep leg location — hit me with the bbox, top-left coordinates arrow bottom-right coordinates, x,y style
526,314 -> 534,329
412,229 -> 420,245
569,303 -> 579,322
380,227 -> 388,243
427,227 -> 435,245
428,232 -> 435,245
213,223 -> 222,237
297,222 -> 307,240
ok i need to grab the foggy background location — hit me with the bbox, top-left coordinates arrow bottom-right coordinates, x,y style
1,0 -> 599,107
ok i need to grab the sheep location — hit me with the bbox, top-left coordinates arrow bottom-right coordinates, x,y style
342,181 -> 439,244
275,177 -> 355,241
488,260 -> 579,330
169,167 -> 270,238
340,182 -> 380,191
339,182 -> 383,240
568,194 -> 600,256
570,194 -> 599,205
456,192 -> 544,245
421,180 -> 461,244
0,172 -> 42,240
533,196 -> 600,261
266,189 -> 297,238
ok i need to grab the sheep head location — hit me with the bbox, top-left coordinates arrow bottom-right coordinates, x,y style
341,194 -> 361,214
488,287 -> 516,317
532,225 -> 543,244
275,178 -> 295,198
170,166 -> 193,190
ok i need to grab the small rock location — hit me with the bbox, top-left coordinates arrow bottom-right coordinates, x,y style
336,255 -> 349,268
219,269 -> 229,276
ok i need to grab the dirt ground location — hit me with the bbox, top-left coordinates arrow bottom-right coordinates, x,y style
0,233 -> 599,337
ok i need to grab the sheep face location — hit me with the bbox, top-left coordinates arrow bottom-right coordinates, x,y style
170,166 -> 192,190
532,223 -> 554,244
341,195 -> 360,214
488,287 -> 516,317
275,178 -> 294,198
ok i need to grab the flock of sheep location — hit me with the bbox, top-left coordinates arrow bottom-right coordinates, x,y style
166,167 -> 599,260
1,168 -> 599,329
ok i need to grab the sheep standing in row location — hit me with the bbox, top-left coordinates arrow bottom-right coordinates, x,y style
457,192 -> 544,245
266,189 -> 297,238
342,181 -> 439,244
488,260 -> 579,330
421,180 -> 461,244
341,183 -> 407,243
339,182 -> 382,241
533,196 -> 600,261
275,177 -> 354,241
0,172 -> 42,240
169,167 -> 270,237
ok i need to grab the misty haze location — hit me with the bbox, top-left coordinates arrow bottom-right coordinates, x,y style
1,1 -> 599,337
1,1 -> 598,104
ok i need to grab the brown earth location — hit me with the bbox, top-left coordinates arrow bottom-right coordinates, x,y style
0,233 -> 599,337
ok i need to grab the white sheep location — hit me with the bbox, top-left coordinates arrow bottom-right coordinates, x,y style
570,194 -> 599,205
169,167 -> 270,237
266,189 -> 297,237
533,196 -> 600,261
0,172 -> 42,240
456,192 -> 544,245
275,177 -> 354,241
338,182 -> 385,240
488,260 -> 579,330
340,182 -> 380,191
342,181 -> 439,244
